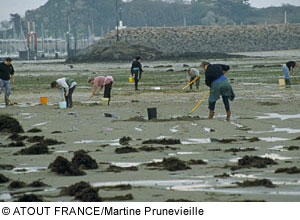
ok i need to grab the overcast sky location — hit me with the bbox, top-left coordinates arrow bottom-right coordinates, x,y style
0,0 -> 300,22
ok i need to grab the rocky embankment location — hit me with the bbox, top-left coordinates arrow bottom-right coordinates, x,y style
67,24 -> 300,62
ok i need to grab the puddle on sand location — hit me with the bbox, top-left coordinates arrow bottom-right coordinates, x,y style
260,153 -> 292,160
31,122 -> 48,127
249,125 -> 300,134
54,150 -> 70,153
269,146 -> 287,152
0,193 -> 12,201
257,113 -> 300,120
168,152 -> 200,156
20,113 -> 36,119
111,159 -> 164,168
259,137 -> 290,142
0,104 -> 6,108
182,138 -> 211,145
10,167 -> 47,174
74,139 -> 120,146
135,127 -> 143,132
170,126 -> 179,133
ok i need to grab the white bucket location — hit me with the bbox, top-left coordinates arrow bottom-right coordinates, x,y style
59,101 -> 67,109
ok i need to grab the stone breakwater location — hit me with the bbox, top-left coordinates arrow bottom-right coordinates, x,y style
100,24 -> 300,53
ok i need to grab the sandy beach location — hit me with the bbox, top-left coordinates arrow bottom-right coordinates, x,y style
1,51 -> 300,202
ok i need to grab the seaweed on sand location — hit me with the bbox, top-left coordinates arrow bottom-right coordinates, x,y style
28,180 -> 49,187
115,146 -> 138,154
98,184 -> 132,191
142,138 -> 181,145
0,115 -> 24,133
105,165 -> 138,173
43,138 -> 65,146
71,150 -> 98,169
236,179 -> 275,188
146,157 -> 191,171
48,156 -> 86,176
16,194 -> 44,202
7,141 -> 25,147
27,136 -> 44,143
8,133 -> 28,141
275,167 -> 300,174
0,173 -> 9,183
119,136 -> 132,145
27,128 -> 42,133
187,159 -> 207,165
229,155 -> 277,171
14,142 -> 49,155
224,148 -> 256,153
8,180 -> 26,188
102,193 -> 133,201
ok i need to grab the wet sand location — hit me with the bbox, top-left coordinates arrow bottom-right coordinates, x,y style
1,51 -> 300,202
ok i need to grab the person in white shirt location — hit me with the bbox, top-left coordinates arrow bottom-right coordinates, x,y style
51,77 -> 77,108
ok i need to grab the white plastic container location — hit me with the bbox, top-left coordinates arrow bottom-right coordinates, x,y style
59,101 -> 67,109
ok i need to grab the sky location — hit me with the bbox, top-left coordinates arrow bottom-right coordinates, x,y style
0,0 -> 300,22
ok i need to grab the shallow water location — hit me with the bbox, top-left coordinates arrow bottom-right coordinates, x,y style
257,113 -> 300,120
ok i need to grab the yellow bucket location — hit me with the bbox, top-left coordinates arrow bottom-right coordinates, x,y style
101,98 -> 109,106
279,79 -> 285,86
128,77 -> 134,83
40,97 -> 48,105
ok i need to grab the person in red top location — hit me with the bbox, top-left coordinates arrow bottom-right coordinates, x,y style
87,76 -> 114,104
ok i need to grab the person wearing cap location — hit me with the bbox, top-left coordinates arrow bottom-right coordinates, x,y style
87,76 -> 114,104
282,61 -> 298,88
200,61 -> 235,121
186,68 -> 200,90
0,57 -> 14,106
131,56 -> 143,91
51,77 -> 77,108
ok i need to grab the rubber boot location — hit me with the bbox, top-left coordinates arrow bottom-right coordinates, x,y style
5,95 -> 10,106
207,111 -> 214,119
226,111 -> 231,121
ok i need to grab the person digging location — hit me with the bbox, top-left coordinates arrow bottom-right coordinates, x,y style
200,61 -> 235,121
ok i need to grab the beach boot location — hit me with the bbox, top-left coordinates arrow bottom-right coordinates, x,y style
207,111 -> 214,119
4,95 -> 10,106
226,111 -> 231,121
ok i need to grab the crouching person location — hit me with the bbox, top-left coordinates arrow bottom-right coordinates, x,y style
51,77 -> 77,108
200,61 -> 235,121
87,76 -> 114,104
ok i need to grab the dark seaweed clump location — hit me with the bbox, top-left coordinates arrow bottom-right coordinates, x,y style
27,128 -> 42,133
0,115 -> 24,133
285,146 -> 300,151
102,193 -> 133,201
147,157 -> 191,171
7,141 -> 25,147
115,146 -> 138,154
230,155 -> 277,171
15,142 -> 49,155
61,182 -> 102,202
98,184 -> 132,191
236,179 -> 275,188
224,148 -> 256,153
27,136 -> 45,143
105,165 -> 138,173
214,173 -> 231,178
275,167 -> 300,174
16,194 -> 44,202
71,150 -> 98,170
8,133 -> 28,141
214,138 -> 238,144
48,156 -> 85,176
43,138 -> 65,146
8,180 -> 26,188
0,164 -> 14,170
119,136 -> 132,145
28,180 -> 48,187
0,173 -> 9,183
166,199 -> 194,202
187,159 -> 207,165
142,138 -> 181,145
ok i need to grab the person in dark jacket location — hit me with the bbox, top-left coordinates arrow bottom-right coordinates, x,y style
0,57 -> 14,106
200,61 -> 235,121
282,61 -> 298,88
131,56 -> 143,91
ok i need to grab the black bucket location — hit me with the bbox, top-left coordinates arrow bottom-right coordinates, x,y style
147,108 -> 157,120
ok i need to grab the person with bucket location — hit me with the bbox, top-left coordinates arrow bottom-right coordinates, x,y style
131,56 -> 143,91
51,77 -> 77,108
200,61 -> 235,121
0,57 -> 14,106
282,61 -> 298,88
186,68 -> 200,90
87,76 -> 114,105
